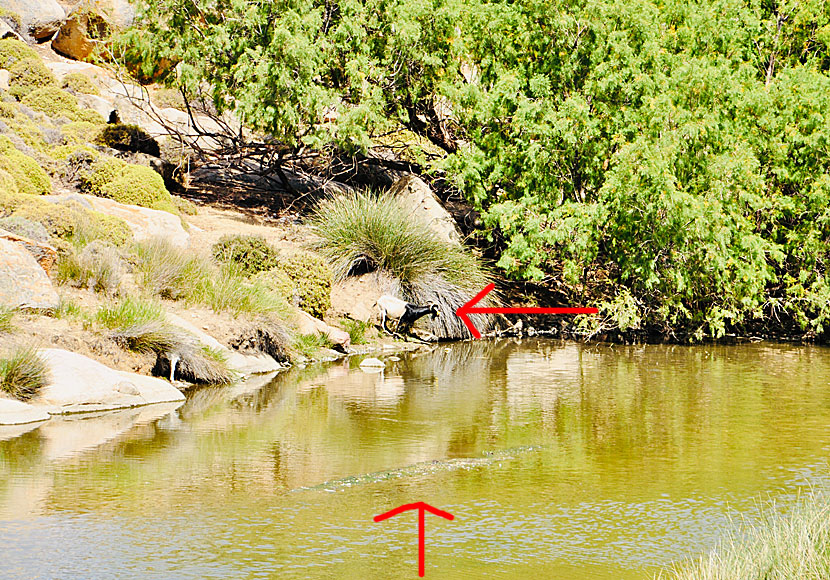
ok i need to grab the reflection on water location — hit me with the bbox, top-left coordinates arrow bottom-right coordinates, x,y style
1,340 -> 830,579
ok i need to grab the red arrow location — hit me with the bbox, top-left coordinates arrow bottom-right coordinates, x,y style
374,502 -> 454,577
456,283 -> 599,339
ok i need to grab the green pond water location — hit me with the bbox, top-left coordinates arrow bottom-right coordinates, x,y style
2,339 -> 830,579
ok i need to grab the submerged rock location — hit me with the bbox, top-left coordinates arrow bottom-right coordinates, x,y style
33,348 -> 185,414
0,238 -> 59,311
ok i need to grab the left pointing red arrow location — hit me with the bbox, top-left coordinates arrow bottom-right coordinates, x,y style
374,502 -> 454,577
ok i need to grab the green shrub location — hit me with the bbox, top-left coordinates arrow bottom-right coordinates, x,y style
0,215 -> 50,242
60,121 -> 100,145
0,345 -> 48,401
95,124 -> 160,157
309,191 -> 493,338
75,109 -> 105,124
61,72 -> 99,95
211,234 -> 279,276
0,306 -> 14,333
4,194 -> 131,247
8,58 -> 57,99
0,101 -> 16,118
0,38 -> 38,66
21,86 -> 81,119
0,8 -> 22,32
80,157 -> 177,214
0,136 -> 51,195
272,251 -> 332,319
255,267 -> 298,305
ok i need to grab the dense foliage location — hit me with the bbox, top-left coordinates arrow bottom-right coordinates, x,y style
124,0 -> 830,340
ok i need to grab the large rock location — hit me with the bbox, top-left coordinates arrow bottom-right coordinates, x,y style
165,313 -> 283,375
0,0 -> 65,40
49,193 -> 190,247
33,348 -> 185,414
0,397 -> 51,425
0,228 -> 58,276
294,311 -> 351,351
52,0 -> 134,61
0,238 -> 59,311
389,175 -> 462,245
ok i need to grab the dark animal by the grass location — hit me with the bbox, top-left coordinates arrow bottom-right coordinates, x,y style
376,294 -> 439,338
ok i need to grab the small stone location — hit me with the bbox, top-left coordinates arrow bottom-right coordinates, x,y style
359,357 -> 385,368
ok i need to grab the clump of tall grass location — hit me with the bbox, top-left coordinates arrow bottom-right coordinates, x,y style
0,306 -> 15,333
292,332 -> 334,358
133,238 -> 288,317
0,345 -> 49,401
133,238 -> 210,300
309,191 -> 495,338
340,318 -> 370,345
56,240 -> 123,294
659,490 -> 830,580
96,296 -> 234,384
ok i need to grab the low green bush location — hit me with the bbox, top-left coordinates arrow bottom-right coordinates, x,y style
61,72 -> 99,95
60,121 -> 101,145
0,136 -> 51,195
80,157 -> 177,214
0,345 -> 48,401
271,251 -> 332,319
21,86 -> 81,119
0,39 -> 55,99
2,193 -> 132,247
95,124 -> 160,157
211,234 -> 279,276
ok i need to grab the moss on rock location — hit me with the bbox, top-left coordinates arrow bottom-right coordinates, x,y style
0,136 -> 51,195
272,251 -> 332,319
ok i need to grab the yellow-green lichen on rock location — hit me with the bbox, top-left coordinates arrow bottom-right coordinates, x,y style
0,136 -> 51,195
80,157 -> 177,214
0,39 -> 56,100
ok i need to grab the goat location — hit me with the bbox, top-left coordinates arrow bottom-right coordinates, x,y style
376,294 -> 439,338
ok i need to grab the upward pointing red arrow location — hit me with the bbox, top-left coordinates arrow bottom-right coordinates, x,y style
456,283 -> 599,339
374,502 -> 454,577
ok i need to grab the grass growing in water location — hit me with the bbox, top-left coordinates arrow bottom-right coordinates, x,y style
659,490 -> 830,580
309,191 -> 494,338
293,333 -> 334,358
0,346 -> 48,401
